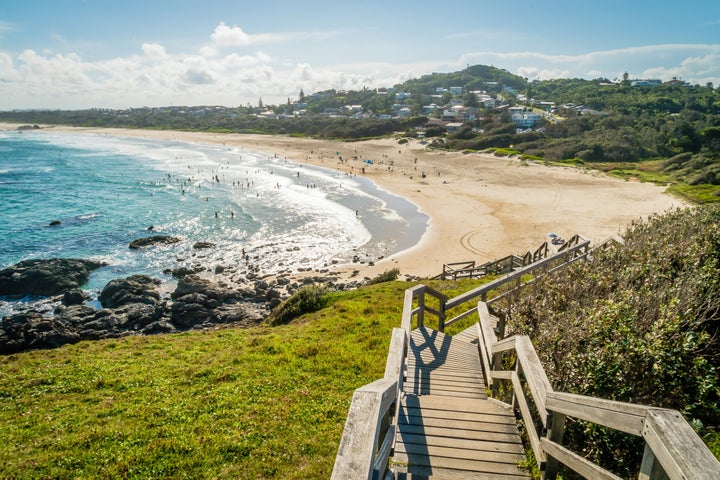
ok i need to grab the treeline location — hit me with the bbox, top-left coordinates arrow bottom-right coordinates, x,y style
443,81 -> 720,187
2,64 -> 719,196
0,108 -> 426,140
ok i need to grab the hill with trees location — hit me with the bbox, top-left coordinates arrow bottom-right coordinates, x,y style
2,64 -> 719,204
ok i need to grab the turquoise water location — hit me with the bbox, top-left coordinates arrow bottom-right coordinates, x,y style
0,130 -> 427,315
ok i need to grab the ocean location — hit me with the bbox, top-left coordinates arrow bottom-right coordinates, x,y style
0,129 -> 427,316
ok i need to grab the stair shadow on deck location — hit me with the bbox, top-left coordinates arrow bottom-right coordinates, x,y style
393,326 -> 530,479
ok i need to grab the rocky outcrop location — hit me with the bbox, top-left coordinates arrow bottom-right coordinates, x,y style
129,235 -> 180,249
0,258 -> 106,297
99,275 -> 161,308
0,258 -> 368,354
0,272 -> 270,354
169,274 -> 254,327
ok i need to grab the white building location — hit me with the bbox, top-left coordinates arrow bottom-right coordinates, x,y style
511,112 -> 541,129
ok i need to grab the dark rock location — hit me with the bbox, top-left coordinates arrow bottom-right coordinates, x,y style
170,301 -> 212,327
62,289 -> 87,306
0,258 -> 107,297
171,266 -> 202,278
141,320 -> 176,335
172,274 -> 238,302
193,241 -> 216,249
214,265 -> 225,274
99,275 -> 161,309
129,235 -> 180,249
0,311 -> 80,354
49,220 -> 61,226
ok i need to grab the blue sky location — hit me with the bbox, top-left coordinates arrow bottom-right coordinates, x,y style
1,0 -> 719,109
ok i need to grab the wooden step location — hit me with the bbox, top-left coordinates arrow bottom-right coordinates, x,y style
392,327 -> 530,479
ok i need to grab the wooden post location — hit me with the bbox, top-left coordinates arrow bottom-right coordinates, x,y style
543,410 -> 566,480
638,442 -> 669,480
416,292 -> 424,329
438,297 -> 446,332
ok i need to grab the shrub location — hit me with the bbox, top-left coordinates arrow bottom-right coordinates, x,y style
502,205 -> 720,475
266,284 -> 330,325
366,268 -> 400,285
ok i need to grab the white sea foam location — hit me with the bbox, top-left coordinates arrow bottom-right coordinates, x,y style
3,131 -> 427,285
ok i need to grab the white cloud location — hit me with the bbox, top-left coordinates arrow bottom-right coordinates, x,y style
210,22 -> 250,47
2,33 -> 720,110
459,44 -> 720,84
141,42 -> 167,59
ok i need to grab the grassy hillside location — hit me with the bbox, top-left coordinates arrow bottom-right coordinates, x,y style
0,279 -> 482,479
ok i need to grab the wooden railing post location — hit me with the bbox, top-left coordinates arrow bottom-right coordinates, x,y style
639,442 -> 668,480
438,298 -> 446,332
416,292 -> 425,329
543,410 -> 566,480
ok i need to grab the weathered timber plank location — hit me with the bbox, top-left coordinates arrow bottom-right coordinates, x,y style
540,438 -> 623,480
403,377 -> 485,389
404,369 -> 483,379
403,378 -> 485,391
546,391 -> 647,436
404,386 -> 486,398
402,395 -> 515,423
643,408 -> 720,479
397,423 -> 523,444
403,395 -> 507,413
396,465 -> 529,480
399,413 -> 522,433
398,432 -> 525,455
405,376 -> 485,392
399,413 -> 519,438
393,449 -> 528,476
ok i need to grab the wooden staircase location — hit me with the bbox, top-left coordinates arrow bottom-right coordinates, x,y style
392,327 -> 530,479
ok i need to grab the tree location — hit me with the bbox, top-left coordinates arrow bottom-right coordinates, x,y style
299,89 -> 305,101
463,91 -> 479,108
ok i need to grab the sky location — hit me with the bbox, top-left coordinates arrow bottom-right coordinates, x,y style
1,0 -> 719,110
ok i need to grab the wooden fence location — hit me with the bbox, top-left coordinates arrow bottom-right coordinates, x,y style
476,301 -> 720,480
438,237 -> 554,280
332,235 -> 720,479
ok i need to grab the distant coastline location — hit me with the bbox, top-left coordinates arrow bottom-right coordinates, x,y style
0,123 -> 686,281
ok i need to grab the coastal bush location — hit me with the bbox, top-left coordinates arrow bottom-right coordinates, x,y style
502,205 -> 720,476
366,268 -> 400,285
266,284 -> 331,326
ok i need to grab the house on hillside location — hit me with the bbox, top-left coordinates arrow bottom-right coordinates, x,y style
631,79 -> 662,87
511,112 -> 540,129
446,122 -> 464,133
442,106 -> 478,122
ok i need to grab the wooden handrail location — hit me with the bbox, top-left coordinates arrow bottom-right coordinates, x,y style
334,234 -> 719,479
475,301 -> 720,480
331,327 -> 407,480
443,239 -> 591,329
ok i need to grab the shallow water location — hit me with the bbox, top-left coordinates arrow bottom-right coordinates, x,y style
0,130 -> 427,316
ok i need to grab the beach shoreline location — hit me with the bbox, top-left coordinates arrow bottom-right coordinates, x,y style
1,123 -> 686,281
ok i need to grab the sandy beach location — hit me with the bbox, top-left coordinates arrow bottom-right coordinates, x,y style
2,124 -> 685,280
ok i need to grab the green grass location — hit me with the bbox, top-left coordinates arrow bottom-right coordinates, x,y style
486,147 -> 522,157
0,279 -> 485,479
581,159 -> 720,204
667,182 -> 720,204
